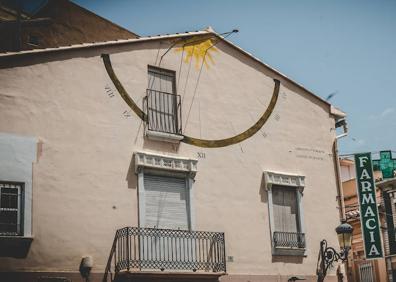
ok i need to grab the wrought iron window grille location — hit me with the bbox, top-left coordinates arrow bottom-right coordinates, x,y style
273,231 -> 306,249
145,89 -> 182,135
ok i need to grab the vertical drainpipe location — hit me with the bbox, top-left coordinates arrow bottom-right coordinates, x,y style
333,117 -> 349,281
333,115 -> 348,221
333,139 -> 346,221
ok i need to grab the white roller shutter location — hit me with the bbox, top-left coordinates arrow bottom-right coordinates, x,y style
144,174 -> 189,230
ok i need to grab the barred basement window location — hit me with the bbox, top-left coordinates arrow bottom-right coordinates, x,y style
0,182 -> 24,236
146,66 -> 182,136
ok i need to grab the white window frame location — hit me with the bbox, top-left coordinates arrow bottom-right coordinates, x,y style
263,171 -> 306,256
0,133 -> 36,238
134,151 -> 197,230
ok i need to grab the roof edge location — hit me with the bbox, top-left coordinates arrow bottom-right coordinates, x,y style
0,28 -> 341,111
376,177 -> 396,188
0,30 -> 210,57
330,105 -> 347,118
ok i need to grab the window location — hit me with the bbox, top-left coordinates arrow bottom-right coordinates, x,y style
263,171 -> 305,256
134,152 -> 200,266
143,174 -> 190,230
0,182 -> 24,236
134,152 -> 197,230
146,66 -> 182,137
148,65 -> 176,95
273,187 -> 299,232
272,186 -> 304,250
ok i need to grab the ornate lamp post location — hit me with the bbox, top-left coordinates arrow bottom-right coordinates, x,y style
316,221 -> 353,282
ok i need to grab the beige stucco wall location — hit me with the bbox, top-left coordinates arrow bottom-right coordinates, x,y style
0,38 -> 341,278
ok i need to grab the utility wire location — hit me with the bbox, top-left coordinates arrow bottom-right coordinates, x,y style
183,30 -> 237,132
177,47 -> 185,91
179,30 -> 238,98
181,45 -> 195,105
154,41 -> 162,66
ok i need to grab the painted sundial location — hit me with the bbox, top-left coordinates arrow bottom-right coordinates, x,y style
101,35 -> 280,148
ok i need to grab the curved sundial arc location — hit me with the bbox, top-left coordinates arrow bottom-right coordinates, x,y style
101,53 -> 280,148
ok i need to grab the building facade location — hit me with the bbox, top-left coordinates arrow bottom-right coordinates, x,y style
0,27 -> 346,282
340,158 -> 388,282
377,177 -> 396,281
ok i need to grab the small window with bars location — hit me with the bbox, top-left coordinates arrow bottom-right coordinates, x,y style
146,66 -> 182,135
0,182 -> 23,236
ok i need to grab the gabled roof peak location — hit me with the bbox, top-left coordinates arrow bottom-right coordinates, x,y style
0,27 -> 341,111
204,26 -> 216,33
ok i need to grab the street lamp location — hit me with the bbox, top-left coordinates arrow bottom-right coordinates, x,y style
316,220 -> 353,282
336,221 -> 353,250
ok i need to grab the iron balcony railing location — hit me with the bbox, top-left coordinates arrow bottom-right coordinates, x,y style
146,89 -> 182,135
273,231 -> 306,249
103,227 -> 226,282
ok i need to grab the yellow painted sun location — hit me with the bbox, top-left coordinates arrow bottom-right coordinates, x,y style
175,37 -> 218,69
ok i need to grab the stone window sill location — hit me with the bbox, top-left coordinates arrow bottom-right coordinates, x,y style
272,247 -> 306,257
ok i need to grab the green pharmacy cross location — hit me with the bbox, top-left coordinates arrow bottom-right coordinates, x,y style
372,151 -> 396,179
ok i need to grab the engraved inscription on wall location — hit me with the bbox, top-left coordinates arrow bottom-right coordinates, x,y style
295,147 -> 327,161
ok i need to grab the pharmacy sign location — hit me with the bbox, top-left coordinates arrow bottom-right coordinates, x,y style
355,152 -> 383,259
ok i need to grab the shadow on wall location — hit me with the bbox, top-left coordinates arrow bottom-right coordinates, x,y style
0,237 -> 33,258
126,137 -> 180,188
259,174 -> 268,203
126,122 -> 181,190
126,154 -> 137,189
272,255 -> 304,264
142,137 -> 180,154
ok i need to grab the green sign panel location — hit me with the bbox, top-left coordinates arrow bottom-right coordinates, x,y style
355,152 -> 383,259
372,150 -> 396,179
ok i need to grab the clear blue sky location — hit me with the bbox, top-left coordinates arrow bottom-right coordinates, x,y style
75,0 -> 396,155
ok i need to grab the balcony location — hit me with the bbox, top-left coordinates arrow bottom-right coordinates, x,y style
145,89 -> 182,143
104,227 -> 226,282
272,231 -> 305,256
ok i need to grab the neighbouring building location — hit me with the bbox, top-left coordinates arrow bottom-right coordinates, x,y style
0,0 -> 138,52
0,8 -> 348,282
377,155 -> 396,282
340,153 -> 396,282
